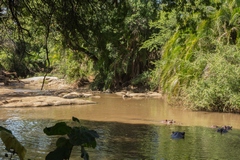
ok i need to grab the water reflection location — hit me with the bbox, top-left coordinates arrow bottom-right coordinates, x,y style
0,119 -> 59,159
0,119 -> 240,160
88,121 -> 240,160
0,94 -> 240,128
1,94 -> 240,159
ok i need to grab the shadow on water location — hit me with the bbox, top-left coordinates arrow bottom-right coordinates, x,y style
1,119 -> 240,160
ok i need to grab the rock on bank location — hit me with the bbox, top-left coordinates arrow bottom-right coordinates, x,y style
0,96 -> 96,108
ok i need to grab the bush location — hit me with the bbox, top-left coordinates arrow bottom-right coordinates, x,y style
184,45 -> 240,112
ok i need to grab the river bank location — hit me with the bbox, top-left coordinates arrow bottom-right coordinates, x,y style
0,76 -> 162,108
0,77 -> 96,108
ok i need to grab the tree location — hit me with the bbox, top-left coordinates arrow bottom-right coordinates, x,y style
1,0 -> 160,90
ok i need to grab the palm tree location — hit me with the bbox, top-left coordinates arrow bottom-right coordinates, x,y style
213,0 -> 240,45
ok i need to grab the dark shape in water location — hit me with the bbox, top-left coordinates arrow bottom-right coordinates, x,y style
217,126 -> 232,134
171,131 -> 185,139
224,126 -> 232,130
217,128 -> 228,134
161,119 -> 176,124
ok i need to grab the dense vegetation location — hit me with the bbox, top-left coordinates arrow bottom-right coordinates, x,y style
145,0 -> 240,112
0,0 -> 240,112
0,0 -> 159,90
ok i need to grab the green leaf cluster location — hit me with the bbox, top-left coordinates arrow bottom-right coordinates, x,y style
44,117 -> 99,160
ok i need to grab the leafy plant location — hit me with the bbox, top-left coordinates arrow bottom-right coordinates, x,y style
0,117 -> 98,160
0,126 -> 26,160
44,117 -> 99,160
184,44 -> 240,112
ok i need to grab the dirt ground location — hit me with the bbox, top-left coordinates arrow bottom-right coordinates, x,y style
0,77 -> 97,108
0,76 -> 163,108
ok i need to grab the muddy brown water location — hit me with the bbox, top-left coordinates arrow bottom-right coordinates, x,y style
1,93 -> 240,159
1,93 -> 240,127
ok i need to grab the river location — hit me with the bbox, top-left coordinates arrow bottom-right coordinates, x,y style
0,93 -> 240,159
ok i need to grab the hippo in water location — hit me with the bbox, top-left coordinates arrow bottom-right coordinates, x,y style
217,126 -> 232,134
171,132 -> 185,139
224,126 -> 232,130
161,119 -> 176,124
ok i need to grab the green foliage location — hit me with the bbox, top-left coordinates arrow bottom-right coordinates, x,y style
90,0 -> 160,90
2,0 -> 240,112
72,116 -> 80,123
161,0 -> 222,30
0,126 -> 12,134
68,126 -> 98,148
1,0 -> 160,89
141,10 -> 177,52
44,117 -> 99,160
44,122 -> 72,136
184,45 -> 240,112
45,142 -> 73,160
0,0 -> 47,76
212,0 -> 240,45
146,0 -> 240,112
131,71 -> 151,87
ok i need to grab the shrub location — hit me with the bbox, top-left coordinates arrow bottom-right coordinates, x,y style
184,45 -> 240,112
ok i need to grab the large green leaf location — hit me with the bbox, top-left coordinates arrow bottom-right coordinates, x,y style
43,122 -> 72,136
46,140 -> 73,160
0,130 -> 26,160
81,147 -> 89,160
0,126 -> 12,134
72,116 -> 80,123
56,137 -> 69,147
68,127 -> 99,148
